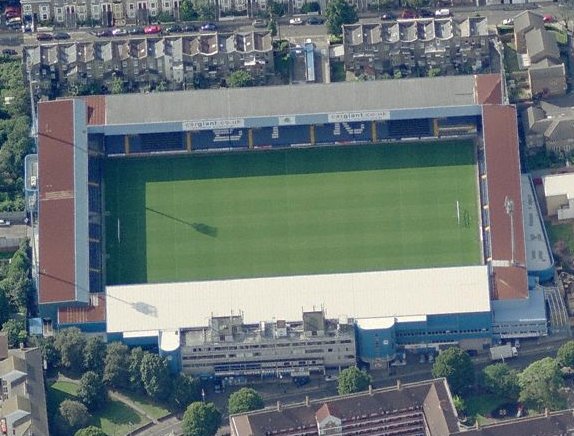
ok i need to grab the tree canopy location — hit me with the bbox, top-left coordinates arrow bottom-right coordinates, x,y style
482,363 -> 520,402
227,70 -> 254,88
1,318 -> 26,348
75,426 -> 108,436
519,357 -> 566,412
77,371 -> 108,411
84,336 -> 107,374
325,0 -> 358,36
171,373 -> 201,410
337,366 -> 372,395
182,402 -> 222,436
58,400 -> 90,434
54,327 -> 87,371
228,388 -> 265,415
557,340 -> 574,368
140,352 -> 172,401
103,341 -> 130,389
431,348 -> 474,395
128,347 -> 146,393
301,1 -> 321,13
179,0 -> 198,21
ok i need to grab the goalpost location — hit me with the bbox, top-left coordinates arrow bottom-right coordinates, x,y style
456,200 -> 461,226
117,218 -> 121,244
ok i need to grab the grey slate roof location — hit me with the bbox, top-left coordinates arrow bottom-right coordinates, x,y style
103,75 -> 477,125
514,10 -> 544,34
525,28 -> 560,63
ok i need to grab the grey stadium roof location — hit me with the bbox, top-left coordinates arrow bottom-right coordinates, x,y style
103,75 -> 477,125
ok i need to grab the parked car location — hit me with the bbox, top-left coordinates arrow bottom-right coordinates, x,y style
434,8 -> 451,17
36,32 -> 53,41
501,18 -> 514,26
127,26 -> 145,35
306,16 -> 324,25
380,12 -> 396,20
95,29 -> 113,37
200,22 -> 217,31
289,17 -> 304,25
6,17 -> 21,25
419,8 -> 433,17
1,48 -> 17,56
252,19 -> 267,28
112,27 -> 127,36
53,31 -> 70,40
0,220 -> 11,227
165,23 -> 182,33
543,14 -> 555,23
144,24 -> 162,34
400,10 -> 416,19
180,23 -> 197,32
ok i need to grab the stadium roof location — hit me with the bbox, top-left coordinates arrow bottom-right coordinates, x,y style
106,265 -> 491,334
102,76 -> 477,125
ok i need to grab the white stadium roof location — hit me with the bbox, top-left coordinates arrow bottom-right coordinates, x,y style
106,265 -> 491,334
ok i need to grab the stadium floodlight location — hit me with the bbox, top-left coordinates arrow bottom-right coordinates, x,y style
504,196 -> 515,265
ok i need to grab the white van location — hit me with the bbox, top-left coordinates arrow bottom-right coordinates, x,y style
435,8 -> 450,17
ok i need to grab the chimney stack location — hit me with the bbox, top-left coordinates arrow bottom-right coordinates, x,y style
276,401 -> 282,412
305,396 -> 310,406
397,379 -> 402,391
368,385 -> 373,395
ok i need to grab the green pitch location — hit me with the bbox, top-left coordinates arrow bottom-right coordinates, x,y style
105,141 -> 481,285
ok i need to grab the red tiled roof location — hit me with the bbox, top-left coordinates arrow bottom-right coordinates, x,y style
38,100 -> 77,303
483,105 -> 528,299
83,95 -> 106,125
475,74 -> 503,105
58,294 -> 106,324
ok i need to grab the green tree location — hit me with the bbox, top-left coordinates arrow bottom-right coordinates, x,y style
482,363 -> 520,401
195,0 -> 217,21
4,241 -> 34,314
140,352 -> 172,401
402,0 -> 429,9
325,0 -> 358,36
171,373 -> 201,410
432,348 -> 474,395
110,76 -> 124,95
77,371 -> 108,412
268,19 -> 277,37
337,366 -> 372,395
58,400 -> 90,434
557,341 -> 574,368
2,319 -> 27,348
84,336 -> 107,374
75,426 -> 107,436
182,402 -> 221,436
156,11 -> 174,22
228,387 -> 264,415
519,357 -> 566,412
38,335 -> 60,370
301,1 -> 321,13
54,327 -> 86,371
267,0 -> 286,17
103,341 -> 130,389
0,289 -> 11,327
128,347 -> 146,393
227,70 -> 254,88
179,0 -> 198,20
452,395 -> 466,416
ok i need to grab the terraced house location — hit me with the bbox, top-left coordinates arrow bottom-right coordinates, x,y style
343,17 -> 490,79
24,31 -> 274,95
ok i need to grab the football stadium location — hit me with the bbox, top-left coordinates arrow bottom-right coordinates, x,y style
34,74 -> 557,374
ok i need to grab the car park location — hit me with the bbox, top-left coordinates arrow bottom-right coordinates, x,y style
53,31 -> 70,40
36,32 -> 53,41
252,19 -> 267,28
306,16 -> 324,25
144,24 -> 162,34
200,22 -> 217,31
289,17 -> 304,25
165,23 -> 182,33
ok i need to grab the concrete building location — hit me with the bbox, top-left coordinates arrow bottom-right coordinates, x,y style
543,173 -> 574,221
24,31 -> 274,96
343,18 -> 490,79
181,312 -> 356,377
0,335 -> 49,436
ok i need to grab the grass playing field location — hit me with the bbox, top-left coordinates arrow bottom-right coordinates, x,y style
105,141 -> 481,285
